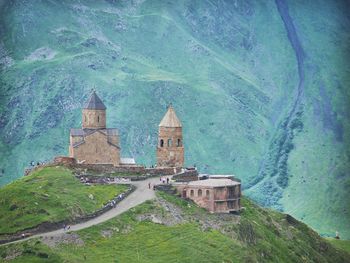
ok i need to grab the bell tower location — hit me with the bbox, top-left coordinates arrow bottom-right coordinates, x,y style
82,90 -> 106,129
157,105 -> 184,167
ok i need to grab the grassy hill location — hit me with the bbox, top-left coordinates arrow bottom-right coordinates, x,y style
0,166 -> 128,236
0,0 -> 349,239
0,191 -> 349,263
327,239 -> 350,255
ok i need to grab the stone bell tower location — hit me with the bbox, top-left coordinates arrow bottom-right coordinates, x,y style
82,90 -> 106,129
157,105 -> 184,167
69,90 -> 121,166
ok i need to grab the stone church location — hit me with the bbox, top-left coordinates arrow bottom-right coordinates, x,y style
69,91 -> 184,168
157,105 -> 184,167
69,91 -> 121,166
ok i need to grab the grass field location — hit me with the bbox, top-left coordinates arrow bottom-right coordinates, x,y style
0,192 -> 349,262
327,239 -> 350,255
0,166 -> 128,235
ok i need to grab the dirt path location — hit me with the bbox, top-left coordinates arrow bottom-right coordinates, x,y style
1,176 -> 170,246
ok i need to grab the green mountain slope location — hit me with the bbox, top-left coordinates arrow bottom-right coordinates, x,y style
0,0 -> 349,238
0,191 -> 349,263
0,166 -> 128,236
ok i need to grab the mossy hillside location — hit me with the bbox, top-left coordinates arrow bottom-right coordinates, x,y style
158,191 -> 350,262
1,193 -> 349,263
0,0 -> 349,239
0,166 -> 128,235
327,239 -> 350,255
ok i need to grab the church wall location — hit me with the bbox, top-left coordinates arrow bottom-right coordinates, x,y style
176,185 -> 241,213
71,132 -> 120,166
181,186 -> 214,212
107,134 -> 119,146
158,127 -> 183,147
82,109 -> 106,129
70,135 -> 83,145
157,127 -> 184,167
157,146 -> 184,167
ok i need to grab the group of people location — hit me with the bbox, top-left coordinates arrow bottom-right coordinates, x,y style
160,177 -> 170,184
63,224 -> 71,231
103,193 -> 125,209
147,176 -> 170,190
29,161 -> 46,167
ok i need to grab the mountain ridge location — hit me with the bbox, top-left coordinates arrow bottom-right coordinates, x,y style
0,0 -> 349,239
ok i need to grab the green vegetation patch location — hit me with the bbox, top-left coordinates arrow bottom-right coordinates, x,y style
0,166 -> 128,235
1,192 -> 348,263
327,239 -> 350,254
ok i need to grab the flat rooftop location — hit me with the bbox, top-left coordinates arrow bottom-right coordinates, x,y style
187,178 -> 240,187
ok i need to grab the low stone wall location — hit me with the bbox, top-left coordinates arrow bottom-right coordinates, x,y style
154,184 -> 177,195
54,156 -> 76,165
172,169 -> 199,182
24,161 -> 182,181
146,167 -> 181,176
0,185 -> 135,245
76,175 -> 131,184
67,163 -> 180,176
70,164 -> 181,181
67,163 -> 145,174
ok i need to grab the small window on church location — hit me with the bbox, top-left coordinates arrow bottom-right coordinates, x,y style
190,189 -> 194,197
160,139 -> 164,147
98,115 -> 100,123
198,189 -> 202,197
84,115 -> 87,122
168,139 -> 172,147
177,139 -> 181,147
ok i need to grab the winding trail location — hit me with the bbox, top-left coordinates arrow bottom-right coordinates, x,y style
1,176 -> 171,246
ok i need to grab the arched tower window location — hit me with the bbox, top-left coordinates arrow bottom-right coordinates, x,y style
97,115 -> 100,123
198,189 -> 202,197
84,115 -> 87,122
168,139 -> 172,147
177,139 -> 181,147
190,189 -> 194,197
160,139 -> 164,147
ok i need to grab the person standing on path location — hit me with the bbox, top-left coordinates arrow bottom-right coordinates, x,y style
148,182 -> 151,189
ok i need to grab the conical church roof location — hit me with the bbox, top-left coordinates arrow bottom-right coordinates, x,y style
159,105 -> 182,127
83,91 -> 106,110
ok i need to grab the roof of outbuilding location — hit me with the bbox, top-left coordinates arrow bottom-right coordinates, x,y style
159,105 -> 182,127
83,91 -> 106,110
187,179 -> 240,187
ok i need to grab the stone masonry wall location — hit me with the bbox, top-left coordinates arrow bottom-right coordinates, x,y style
82,109 -> 106,129
71,132 -> 120,166
157,126 -> 184,167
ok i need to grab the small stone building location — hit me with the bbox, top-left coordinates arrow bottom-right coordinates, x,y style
177,179 -> 241,213
69,91 -> 121,166
157,105 -> 184,167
